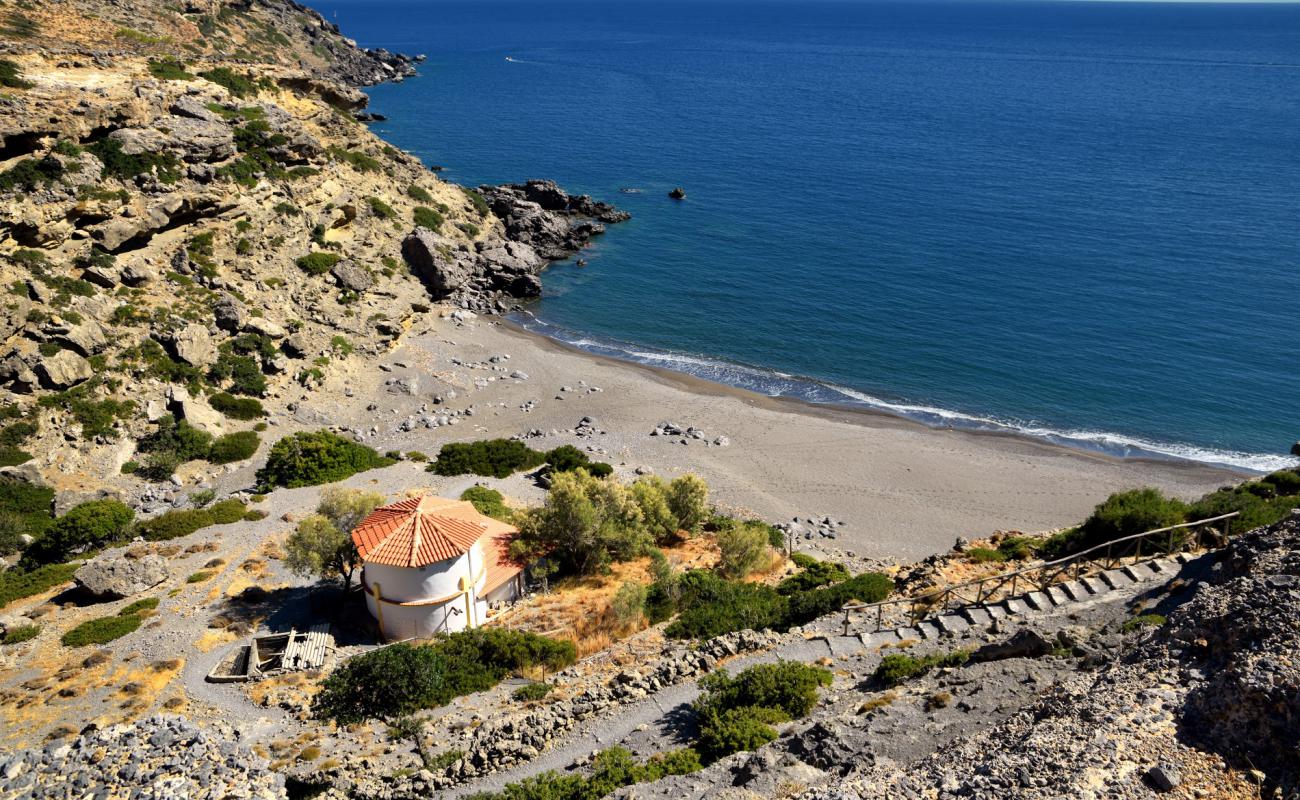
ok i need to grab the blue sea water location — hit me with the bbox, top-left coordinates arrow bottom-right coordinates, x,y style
316,0 -> 1300,473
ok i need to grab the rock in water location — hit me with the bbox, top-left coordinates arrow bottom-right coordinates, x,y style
669,187 -> 687,199
1291,440 -> 1300,457
75,552 -> 169,599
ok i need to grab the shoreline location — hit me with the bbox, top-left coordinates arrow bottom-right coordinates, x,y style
497,316 -> 1257,480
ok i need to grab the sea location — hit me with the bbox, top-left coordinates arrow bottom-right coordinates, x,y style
315,0 -> 1300,473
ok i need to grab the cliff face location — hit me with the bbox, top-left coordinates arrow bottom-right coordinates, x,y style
0,0 -> 419,87
0,3 -> 623,497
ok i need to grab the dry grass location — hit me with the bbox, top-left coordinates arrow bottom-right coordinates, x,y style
491,537 -> 722,659
858,691 -> 897,714
259,537 -> 287,561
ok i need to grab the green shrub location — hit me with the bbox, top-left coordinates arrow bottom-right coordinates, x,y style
462,187 -> 490,216
133,509 -> 210,541
1,624 -> 39,645
314,630 -> 575,724
776,557 -> 849,595
1121,613 -> 1167,633
467,746 -> 702,800
663,571 -> 787,639
0,563 -> 77,608
366,196 -> 397,219
412,206 -> 444,230
62,614 -> 142,647
208,499 -> 247,524
137,417 -> 212,465
696,705 -> 785,762
965,547 -> 1006,563
1043,488 -> 1189,559
715,522 -> 770,579
512,682 -> 552,702
0,58 -> 33,90
327,146 -> 382,173
430,439 -> 546,479
611,580 -> 647,627
118,597 -> 159,616
198,67 -> 258,98
407,185 -> 434,203
86,138 -> 180,183
0,448 -> 32,467
147,58 -> 193,80
873,649 -> 969,688
22,500 -> 134,566
296,252 -> 342,275
0,477 -> 55,551
244,509 -> 268,522
208,431 -> 260,465
460,486 -> 511,521
782,572 -> 893,628
256,430 -> 395,490
209,392 -> 264,420
186,570 -> 214,583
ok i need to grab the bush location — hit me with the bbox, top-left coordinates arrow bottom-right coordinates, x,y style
0,476 -> 54,550
197,67 -> 258,98
136,417 -> 213,478
512,470 -> 652,576
86,138 -> 180,183
132,500 -> 246,542
296,252 -> 342,276
512,682 -> 552,702
1,624 -> 39,645
147,58 -> 193,80
23,500 -> 134,566
431,439 -> 546,478
693,662 -> 831,762
611,580 -> 647,627
256,430 -> 394,490
209,392 -> 264,420
965,547 -> 1006,563
412,206 -> 444,230
776,557 -> 849,595
0,58 -> 33,90
407,185 -> 434,203
782,572 -> 894,628
696,705 -> 785,762
715,522 -> 770,579
119,597 -> 159,616
873,649 -> 969,688
314,630 -> 575,724
1121,613 -> 1167,633
0,563 -> 78,608
460,486 -> 511,521
366,196 -> 397,219
467,746 -> 701,800
62,614 -> 142,647
208,431 -> 260,465
667,475 -> 709,533
663,571 -> 787,639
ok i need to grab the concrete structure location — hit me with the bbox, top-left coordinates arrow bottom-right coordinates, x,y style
351,495 -> 526,640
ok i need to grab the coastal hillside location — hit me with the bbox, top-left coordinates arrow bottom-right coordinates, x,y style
0,1 -> 624,499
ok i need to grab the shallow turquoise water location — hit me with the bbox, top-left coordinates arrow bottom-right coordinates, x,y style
320,0 -> 1300,472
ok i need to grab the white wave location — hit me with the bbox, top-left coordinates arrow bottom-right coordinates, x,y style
513,314 -> 1296,474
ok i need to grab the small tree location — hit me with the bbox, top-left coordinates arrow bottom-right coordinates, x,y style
284,488 -> 383,590
610,581 -> 648,629
388,715 -> 432,770
667,474 -> 709,533
632,477 -> 680,545
715,521 -> 770,579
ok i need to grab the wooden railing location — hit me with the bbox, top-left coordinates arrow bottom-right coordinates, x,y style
841,512 -> 1239,634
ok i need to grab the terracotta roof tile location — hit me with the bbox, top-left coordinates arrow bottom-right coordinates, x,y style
352,496 -> 504,568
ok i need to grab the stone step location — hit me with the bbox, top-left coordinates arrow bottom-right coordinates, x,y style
962,606 -> 993,627
1046,585 -> 1072,605
1081,575 -> 1110,595
1099,569 -> 1131,590
1023,591 -> 1053,611
826,634 -> 863,657
935,614 -> 970,635
1002,597 -> 1030,616
1174,552 -> 1194,565
915,621 -> 942,640
1122,563 -> 1156,582
891,627 -> 922,643
1059,580 -> 1092,602
983,602 -> 1009,620
861,632 -> 896,651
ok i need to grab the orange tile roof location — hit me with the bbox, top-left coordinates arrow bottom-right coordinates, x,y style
352,496 -> 511,568
482,530 -> 525,595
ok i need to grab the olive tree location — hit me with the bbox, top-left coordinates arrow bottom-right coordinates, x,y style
284,487 -> 383,590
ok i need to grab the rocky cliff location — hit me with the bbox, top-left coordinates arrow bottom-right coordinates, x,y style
0,3 -> 624,496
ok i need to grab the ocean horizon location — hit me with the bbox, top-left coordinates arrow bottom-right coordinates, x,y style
317,0 -> 1300,474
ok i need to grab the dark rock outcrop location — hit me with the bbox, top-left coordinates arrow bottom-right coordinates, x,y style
403,181 -> 628,312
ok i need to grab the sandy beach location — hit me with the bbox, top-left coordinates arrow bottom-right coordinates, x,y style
251,311 -> 1243,562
